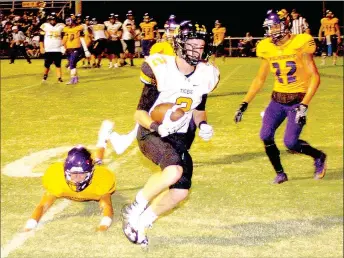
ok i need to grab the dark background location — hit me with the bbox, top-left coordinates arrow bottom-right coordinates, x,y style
81,1 -> 343,37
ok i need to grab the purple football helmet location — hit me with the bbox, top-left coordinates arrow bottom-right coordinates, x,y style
64,145 -> 95,192
174,20 -> 213,66
263,9 -> 291,43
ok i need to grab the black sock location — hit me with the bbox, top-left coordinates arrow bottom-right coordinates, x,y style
264,140 -> 284,173
299,140 -> 324,159
130,59 -> 134,66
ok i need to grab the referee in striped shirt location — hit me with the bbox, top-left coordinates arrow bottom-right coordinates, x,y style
290,9 -> 310,34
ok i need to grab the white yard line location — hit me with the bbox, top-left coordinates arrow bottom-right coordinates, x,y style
6,83 -> 42,94
218,64 -> 243,86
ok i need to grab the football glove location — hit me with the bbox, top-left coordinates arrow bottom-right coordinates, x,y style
96,216 -> 112,232
158,105 -> 188,137
234,102 -> 248,123
24,219 -> 38,232
294,103 -> 308,126
60,46 -> 66,55
85,50 -> 91,58
199,123 -> 214,141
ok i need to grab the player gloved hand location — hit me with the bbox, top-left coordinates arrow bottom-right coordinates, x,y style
85,50 -> 91,58
60,46 -> 66,55
96,216 -> 112,232
294,103 -> 308,126
198,122 -> 214,141
24,219 -> 38,232
234,102 -> 248,123
157,105 -> 188,137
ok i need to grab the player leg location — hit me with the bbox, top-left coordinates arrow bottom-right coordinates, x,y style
122,130 -> 191,245
66,49 -> 79,85
331,35 -> 338,65
284,104 -> 327,179
107,40 -> 114,68
42,52 -> 53,82
260,100 -> 288,183
320,38 -> 327,65
142,40 -> 148,59
54,52 -> 63,83
128,40 -> 135,66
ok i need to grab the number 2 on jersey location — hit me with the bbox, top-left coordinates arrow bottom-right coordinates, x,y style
272,61 -> 297,84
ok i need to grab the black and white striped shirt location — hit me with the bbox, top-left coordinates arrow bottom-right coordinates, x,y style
291,17 -> 309,34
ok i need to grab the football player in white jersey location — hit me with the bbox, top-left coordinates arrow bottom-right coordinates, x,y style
89,18 -> 109,68
105,14 -> 123,68
39,12 -> 65,83
122,10 -> 136,66
118,20 -> 219,247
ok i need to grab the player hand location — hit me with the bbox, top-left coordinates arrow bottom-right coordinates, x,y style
158,105 -> 188,137
199,123 -> 214,141
40,47 -> 45,54
85,50 -> 91,58
96,216 -> 112,232
60,46 -> 66,55
318,36 -> 322,41
24,219 -> 38,232
96,225 -> 109,232
294,103 -> 308,126
338,37 -> 342,44
234,102 -> 248,123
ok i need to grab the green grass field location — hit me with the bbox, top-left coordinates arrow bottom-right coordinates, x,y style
1,57 -> 343,258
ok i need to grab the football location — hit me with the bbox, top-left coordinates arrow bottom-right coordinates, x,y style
150,103 -> 185,124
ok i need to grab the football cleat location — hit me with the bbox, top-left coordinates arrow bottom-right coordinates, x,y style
122,203 -> 149,247
273,172 -> 288,184
314,153 -> 327,180
66,76 -> 78,85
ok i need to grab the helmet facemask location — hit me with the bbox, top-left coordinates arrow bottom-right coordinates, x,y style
263,11 -> 290,44
64,146 -> 95,192
174,21 -> 212,66
64,167 -> 94,192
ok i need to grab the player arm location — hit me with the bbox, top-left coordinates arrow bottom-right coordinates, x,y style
39,30 -> 45,51
318,24 -> 324,39
24,192 -> 57,231
134,62 -> 160,131
335,23 -> 341,42
242,58 -> 270,103
193,94 -> 208,127
97,193 -> 113,231
300,53 -> 320,106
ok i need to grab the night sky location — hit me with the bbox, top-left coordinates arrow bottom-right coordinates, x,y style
81,1 -> 343,37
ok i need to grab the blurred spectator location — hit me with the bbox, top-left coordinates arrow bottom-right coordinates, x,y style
240,32 -> 254,57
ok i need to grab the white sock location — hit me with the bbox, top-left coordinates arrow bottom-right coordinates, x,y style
135,190 -> 148,210
139,206 -> 158,228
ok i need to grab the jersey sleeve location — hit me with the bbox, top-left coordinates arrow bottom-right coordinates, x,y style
256,40 -> 267,58
42,163 -> 63,197
301,34 -> 316,54
140,62 -> 157,85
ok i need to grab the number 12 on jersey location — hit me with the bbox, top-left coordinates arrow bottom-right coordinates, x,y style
272,61 -> 297,84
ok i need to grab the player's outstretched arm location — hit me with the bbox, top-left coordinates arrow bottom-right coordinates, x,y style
234,58 -> 270,123
96,193 -> 114,232
24,192 -> 57,232
300,53 -> 320,106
